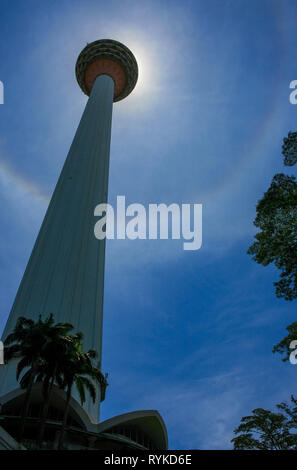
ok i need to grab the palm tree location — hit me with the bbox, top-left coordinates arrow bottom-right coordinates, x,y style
4,314 -> 74,444
35,327 -> 75,447
57,335 -> 106,450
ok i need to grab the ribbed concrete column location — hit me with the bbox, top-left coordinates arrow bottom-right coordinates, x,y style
0,74 -> 114,422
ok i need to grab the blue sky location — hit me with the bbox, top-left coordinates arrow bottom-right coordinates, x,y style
0,0 -> 297,449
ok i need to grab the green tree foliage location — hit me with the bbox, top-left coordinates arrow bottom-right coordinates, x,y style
234,132 -> 297,450
35,325 -> 75,447
4,314 -> 73,443
232,397 -> 297,450
282,131 -> 297,167
4,315 -> 108,449
247,132 -> 297,300
273,321 -> 297,361
57,334 -> 106,450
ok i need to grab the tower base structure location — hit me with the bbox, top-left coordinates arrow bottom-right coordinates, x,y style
0,384 -> 168,450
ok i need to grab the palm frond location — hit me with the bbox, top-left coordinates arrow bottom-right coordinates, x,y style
16,356 -> 32,381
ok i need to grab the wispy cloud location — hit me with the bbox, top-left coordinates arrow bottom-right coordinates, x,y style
0,157 -> 50,205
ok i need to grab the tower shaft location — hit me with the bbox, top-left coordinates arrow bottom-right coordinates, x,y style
0,74 -> 114,421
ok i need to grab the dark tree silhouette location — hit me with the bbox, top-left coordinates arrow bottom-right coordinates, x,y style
232,397 -> 297,450
248,132 -> 297,300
